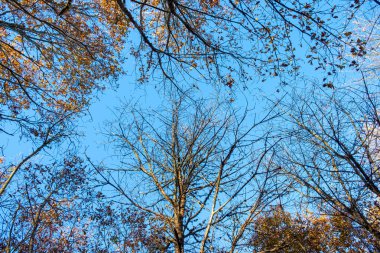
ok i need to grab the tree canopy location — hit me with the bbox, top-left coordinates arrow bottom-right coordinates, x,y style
0,0 -> 379,252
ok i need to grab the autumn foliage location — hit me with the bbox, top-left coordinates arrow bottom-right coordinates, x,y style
1,0 -> 380,252
0,0 -> 125,117
251,206 -> 380,252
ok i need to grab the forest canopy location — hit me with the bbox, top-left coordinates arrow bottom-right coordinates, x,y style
0,0 -> 379,252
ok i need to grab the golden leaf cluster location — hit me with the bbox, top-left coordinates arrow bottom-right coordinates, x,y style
0,0 -> 127,117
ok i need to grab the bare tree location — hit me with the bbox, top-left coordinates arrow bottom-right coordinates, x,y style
277,79 -> 380,248
0,154 -> 93,253
93,95 -> 288,253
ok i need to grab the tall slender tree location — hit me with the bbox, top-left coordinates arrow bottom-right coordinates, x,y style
94,95 -> 288,252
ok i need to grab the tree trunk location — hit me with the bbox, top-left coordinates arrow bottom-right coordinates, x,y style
174,196 -> 186,253
173,213 -> 184,253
